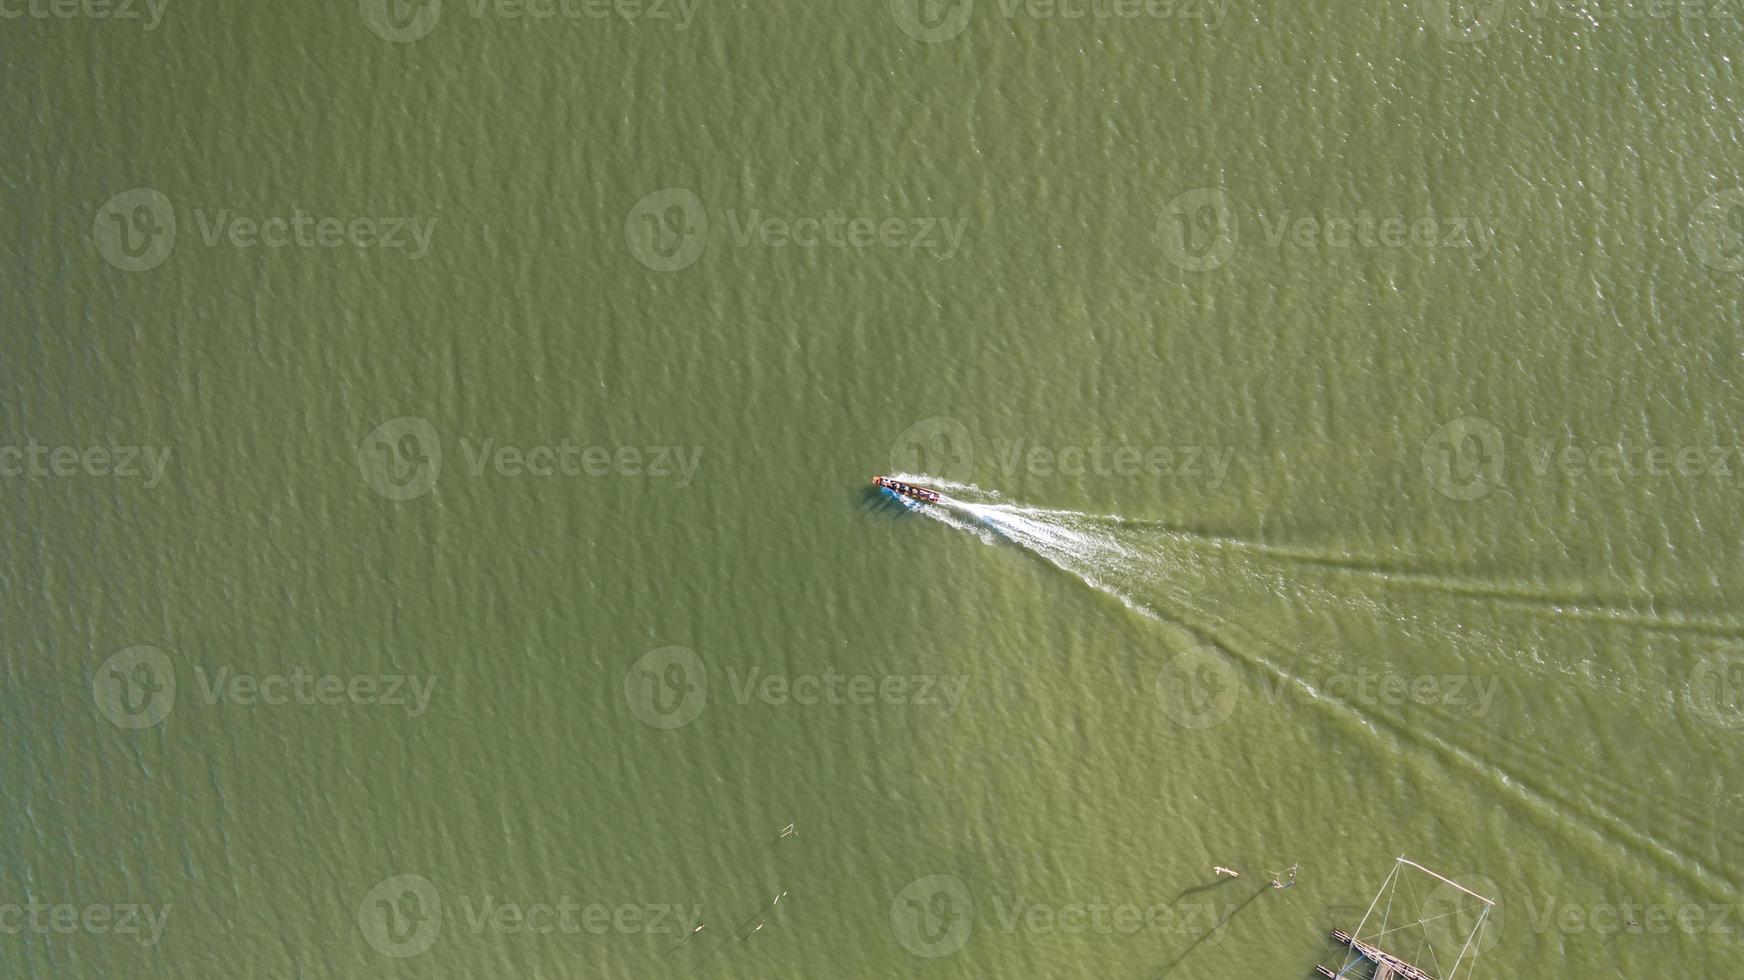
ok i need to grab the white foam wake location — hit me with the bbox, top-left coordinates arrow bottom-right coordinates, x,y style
893,476 -> 1552,685
881,476 -> 1744,901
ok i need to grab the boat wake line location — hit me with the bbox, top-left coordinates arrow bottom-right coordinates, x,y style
881,474 -> 1744,900
889,474 -> 1744,639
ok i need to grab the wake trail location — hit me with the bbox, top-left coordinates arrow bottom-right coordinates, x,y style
1124,522 -> 1744,638
920,491 -> 1561,691
892,481 -> 1744,899
891,475 -> 1743,637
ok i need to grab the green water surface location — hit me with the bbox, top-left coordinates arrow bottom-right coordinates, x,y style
3,1 -> 1742,976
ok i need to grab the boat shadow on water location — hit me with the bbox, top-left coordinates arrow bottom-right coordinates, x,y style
857,484 -> 931,518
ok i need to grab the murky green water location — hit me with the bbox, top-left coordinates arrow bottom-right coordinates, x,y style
4,1 -> 1742,976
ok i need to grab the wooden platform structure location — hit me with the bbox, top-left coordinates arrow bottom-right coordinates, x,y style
1313,929 -> 1436,980
1312,857 -> 1492,980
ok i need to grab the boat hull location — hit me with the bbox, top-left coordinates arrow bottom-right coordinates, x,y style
872,476 -> 941,504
